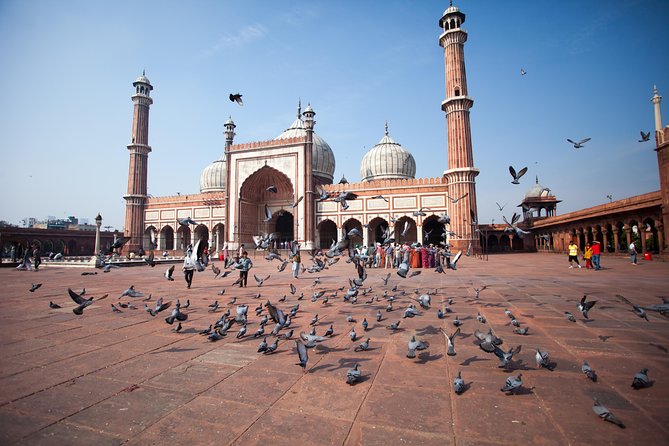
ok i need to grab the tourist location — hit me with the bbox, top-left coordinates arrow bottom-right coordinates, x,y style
292,245 -> 301,279
33,245 -> 41,271
237,251 -> 253,286
629,242 -> 638,265
182,248 -> 195,289
393,243 -> 401,267
568,241 -> 582,268
591,240 -> 601,270
375,243 -> 382,268
384,243 -> 393,269
202,246 -> 209,267
223,244 -> 229,264
583,243 -> 593,269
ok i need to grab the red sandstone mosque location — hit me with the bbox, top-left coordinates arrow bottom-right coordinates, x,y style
120,4 -> 669,260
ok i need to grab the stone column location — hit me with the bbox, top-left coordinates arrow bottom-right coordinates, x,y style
640,228 -> 647,253
416,224 -> 423,246
624,225 -> 632,249
657,224 -> 664,254
612,228 -> 620,253
601,228 -> 609,252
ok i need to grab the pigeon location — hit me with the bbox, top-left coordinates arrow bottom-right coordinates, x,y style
144,251 -> 156,267
254,274 -> 270,287
349,326 -> 357,341
300,331 -> 326,347
565,311 -> 576,322
292,196 -> 303,208
257,337 -> 268,352
387,321 -> 401,331
199,325 -> 213,335
495,345 -> 521,369
535,348 -> 551,370
446,327 -> 460,356
638,131 -> 651,142
631,368 -> 651,389
290,283 -> 296,295
263,339 -> 279,354
371,195 -> 389,202
362,318 -> 368,331
509,165 -> 528,184
520,68 -> 527,76
454,371 -> 466,394
120,286 -> 143,298
208,301 -> 219,313
437,309 -> 445,319
235,324 -> 247,339
295,340 -> 308,370
403,306 -> 419,319
593,398 -> 625,428
354,338 -> 370,352
582,361 -> 597,382
376,311 -> 382,322
511,319 -> 520,327
578,295 -> 597,319
177,217 -> 198,226
476,312 -> 486,323
68,289 -> 108,315
452,316 -> 462,327
412,207 -> 430,217
495,202 -> 507,211
417,294 -> 430,309
407,335 -> 429,358
446,193 -> 468,204
229,93 -> 243,106
567,137 -> 591,149
29,283 -> 42,292
165,305 -> 188,324
263,204 -> 272,222
346,315 -> 356,323
513,327 -> 529,335
500,373 -> 523,394
266,185 -> 278,193
165,265 -> 175,281
324,324 -> 334,337
346,364 -> 361,385
310,314 -> 319,326
111,303 -> 123,313
49,301 -> 61,309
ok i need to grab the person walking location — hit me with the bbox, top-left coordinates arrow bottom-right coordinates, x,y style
629,242 -> 638,265
182,249 -> 196,289
33,245 -> 41,271
568,241 -> 582,268
238,251 -> 253,286
591,240 -> 602,270
583,243 -> 593,269
292,245 -> 301,279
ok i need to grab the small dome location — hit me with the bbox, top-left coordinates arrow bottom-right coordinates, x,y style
200,158 -> 226,193
524,177 -> 551,199
360,124 -> 416,182
275,105 -> 335,182
133,71 -> 153,89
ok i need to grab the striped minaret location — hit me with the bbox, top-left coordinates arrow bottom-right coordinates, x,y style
123,71 -> 153,254
439,3 -> 479,252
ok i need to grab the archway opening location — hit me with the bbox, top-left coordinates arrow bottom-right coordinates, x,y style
368,217 -> 389,245
275,211 -> 294,248
394,216 -> 417,244
160,225 -> 174,251
422,216 -> 445,246
318,220 -> 337,249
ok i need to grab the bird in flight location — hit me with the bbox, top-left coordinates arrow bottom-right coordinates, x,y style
638,131 -> 650,142
229,93 -> 243,106
567,138 -> 591,149
508,166 -> 528,185
520,68 -> 526,76
266,185 -> 278,193
447,193 -> 468,204
496,202 -> 507,211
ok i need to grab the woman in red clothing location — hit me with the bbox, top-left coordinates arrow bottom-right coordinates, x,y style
410,246 -> 421,268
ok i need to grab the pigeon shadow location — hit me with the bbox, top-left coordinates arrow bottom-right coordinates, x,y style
151,347 -> 198,354
460,355 -> 490,366
520,314 -> 535,319
415,352 -> 443,364
598,336 -> 613,342
416,325 -> 440,336
648,343 -> 668,354
510,386 -> 535,396
179,328 -> 198,334
457,332 -> 473,339
315,345 -> 349,354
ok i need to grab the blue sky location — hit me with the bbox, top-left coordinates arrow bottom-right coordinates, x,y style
1,0 -> 667,230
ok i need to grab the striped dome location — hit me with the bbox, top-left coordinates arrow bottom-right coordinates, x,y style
199,158 -> 226,193
360,124 -> 416,182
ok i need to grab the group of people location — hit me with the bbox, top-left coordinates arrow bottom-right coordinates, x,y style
182,243 -> 254,289
567,239 -> 640,269
354,242 -> 451,270
15,244 -> 41,271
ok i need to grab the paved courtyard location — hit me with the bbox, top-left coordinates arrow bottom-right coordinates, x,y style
0,252 -> 668,445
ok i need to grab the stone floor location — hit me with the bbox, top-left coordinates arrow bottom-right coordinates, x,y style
0,252 -> 668,445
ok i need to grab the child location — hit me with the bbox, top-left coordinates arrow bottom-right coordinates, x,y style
237,251 -> 253,287
583,243 -> 593,269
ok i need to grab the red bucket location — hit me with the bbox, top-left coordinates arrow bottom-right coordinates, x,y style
644,252 -> 652,261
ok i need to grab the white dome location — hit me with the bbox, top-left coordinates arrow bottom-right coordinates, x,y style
360,125 -> 416,182
275,108 -> 335,182
524,177 -> 551,199
200,158 -> 226,193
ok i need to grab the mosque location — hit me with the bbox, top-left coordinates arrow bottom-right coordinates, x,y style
122,4 -> 481,257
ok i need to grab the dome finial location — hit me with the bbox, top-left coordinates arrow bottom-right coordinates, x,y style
297,98 -> 302,118
385,121 -> 389,136
536,175 -> 539,184
143,68 -> 145,76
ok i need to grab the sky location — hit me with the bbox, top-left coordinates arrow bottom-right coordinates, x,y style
1,0 -> 668,231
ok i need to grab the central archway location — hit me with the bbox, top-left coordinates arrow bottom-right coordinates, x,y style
275,211 -> 294,248
238,166 -> 294,245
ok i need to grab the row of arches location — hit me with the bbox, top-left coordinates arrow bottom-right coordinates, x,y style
316,215 -> 448,249
533,217 -> 663,254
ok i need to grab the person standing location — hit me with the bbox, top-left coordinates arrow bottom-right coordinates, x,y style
238,251 -> 253,287
384,244 -> 393,269
223,244 -> 229,265
629,242 -> 638,265
591,240 -> 602,270
292,245 -> 301,279
568,241 -> 582,268
182,250 -> 196,289
33,245 -> 41,271
583,243 -> 593,269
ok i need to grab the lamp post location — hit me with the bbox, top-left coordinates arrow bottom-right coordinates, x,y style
90,213 -> 103,267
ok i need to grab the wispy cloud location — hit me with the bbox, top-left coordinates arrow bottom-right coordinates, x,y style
199,24 -> 268,57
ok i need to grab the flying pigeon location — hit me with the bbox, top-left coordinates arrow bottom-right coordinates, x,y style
509,165 -> 528,185
295,340 -> 308,370
495,202 -> 507,211
68,288 -> 108,315
638,131 -> 650,142
29,283 -> 42,292
446,193 -> 468,204
520,68 -> 527,76
165,265 -> 175,281
263,204 -> 272,222
578,295 -> 597,319
254,274 -> 271,287
446,327 -> 460,356
177,217 -> 197,226
229,93 -> 243,106
292,196 -> 303,207
567,138 -> 591,149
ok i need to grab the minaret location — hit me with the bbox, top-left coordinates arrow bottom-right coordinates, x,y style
303,103 -> 316,249
439,3 -> 479,251
653,85 -> 669,252
653,85 -> 663,133
123,71 -> 153,254
223,116 -> 236,247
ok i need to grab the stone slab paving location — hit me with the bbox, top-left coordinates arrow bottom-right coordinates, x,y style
0,253 -> 668,445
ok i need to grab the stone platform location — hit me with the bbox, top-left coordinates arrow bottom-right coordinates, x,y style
0,253 -> 667,445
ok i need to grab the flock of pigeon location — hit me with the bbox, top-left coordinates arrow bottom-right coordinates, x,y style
33,226 -> 668,431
